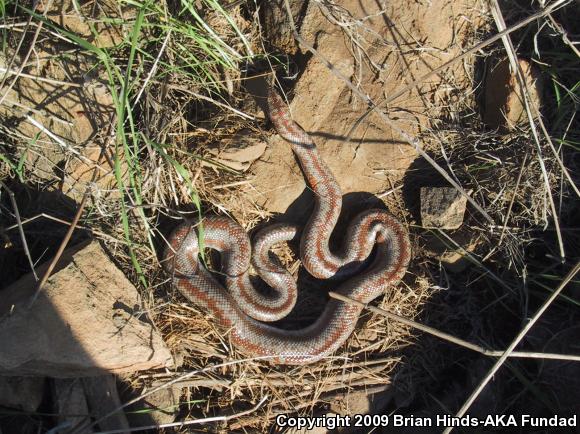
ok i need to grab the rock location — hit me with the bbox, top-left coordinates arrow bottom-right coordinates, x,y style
125,386 -> 179,427
205,131 -> 267,172
422,228 -> 481,273
484,58 -> 543,130
420,187 -> 467,230
0,376 -> 46,412
52,376 -> 131,434
53,378 -> 92,432
0,240 -> 174,377
82,375 -> 131,433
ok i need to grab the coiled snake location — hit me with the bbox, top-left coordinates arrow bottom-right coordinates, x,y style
164,87 -> 411,364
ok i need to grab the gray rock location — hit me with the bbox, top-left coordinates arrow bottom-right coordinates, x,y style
0,376 -> 45,412
52,375 -> 131,434
53,378 -> 91,432
125,385 -> 179,428
83,375 -> 130,433
420,187 -> 467,230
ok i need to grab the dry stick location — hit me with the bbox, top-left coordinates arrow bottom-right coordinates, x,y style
442,261 -> 580,434
435,229 -> 513,293
328,291 -> 580,362
71,357 -> 279,434
498,153 -> 528,246
0,181 -> 39,280
25,115 -> 86,160
282,0 -> 495,225
4,213 -> 124,244
26,130 -> 113,307
346,0 -> 572,141
91,395 -> 269,434
0,67 -> 83,88
27,185 -> 91,307
230,384 -> 391,430
547,13 -> 580,58
490,0 -> 565,261
132,29 -> 172,110
535,106 -> 580,199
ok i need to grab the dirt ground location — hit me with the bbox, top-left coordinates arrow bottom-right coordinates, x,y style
242,0 -> 479,217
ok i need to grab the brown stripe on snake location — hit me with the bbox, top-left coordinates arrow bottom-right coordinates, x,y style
164,87 -> 411,364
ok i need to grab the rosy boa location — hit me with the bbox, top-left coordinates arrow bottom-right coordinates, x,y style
164,87 -> 411,364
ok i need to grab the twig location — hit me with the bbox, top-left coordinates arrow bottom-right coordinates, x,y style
0,66 -> 83,88
0,181 -> 38,280
26,131 -> 112,307
132,30 -> 172,110
92,395 -> 269,434
25,115 -> 82,158
435,229 -> 514,294
3,212 -> 122,244
69,356 -> 297,434
443,261 -> 580,433
329,291 -> 580,362
498,153 -> 528,245
27,187 -> 90,307
546,13 -> 580,58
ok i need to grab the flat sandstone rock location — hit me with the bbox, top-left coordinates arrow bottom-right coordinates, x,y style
0,241 -> 173,377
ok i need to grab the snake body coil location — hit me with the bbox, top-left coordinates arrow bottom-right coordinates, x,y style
164,88 -> 411,364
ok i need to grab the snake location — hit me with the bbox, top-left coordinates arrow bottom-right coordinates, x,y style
163,87 -> 411,364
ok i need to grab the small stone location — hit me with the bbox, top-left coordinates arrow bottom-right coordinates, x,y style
0,240 -> 174,377
420,187 -> 467,230
0,376 -> 46,412
206,131 -> 267,172
125,386 -> 179,427
439,238 -> 479,273
483,58 -> 543,130
423,229 -> 481,273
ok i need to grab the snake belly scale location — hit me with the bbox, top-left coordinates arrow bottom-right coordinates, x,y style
164,87 -> 411,364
